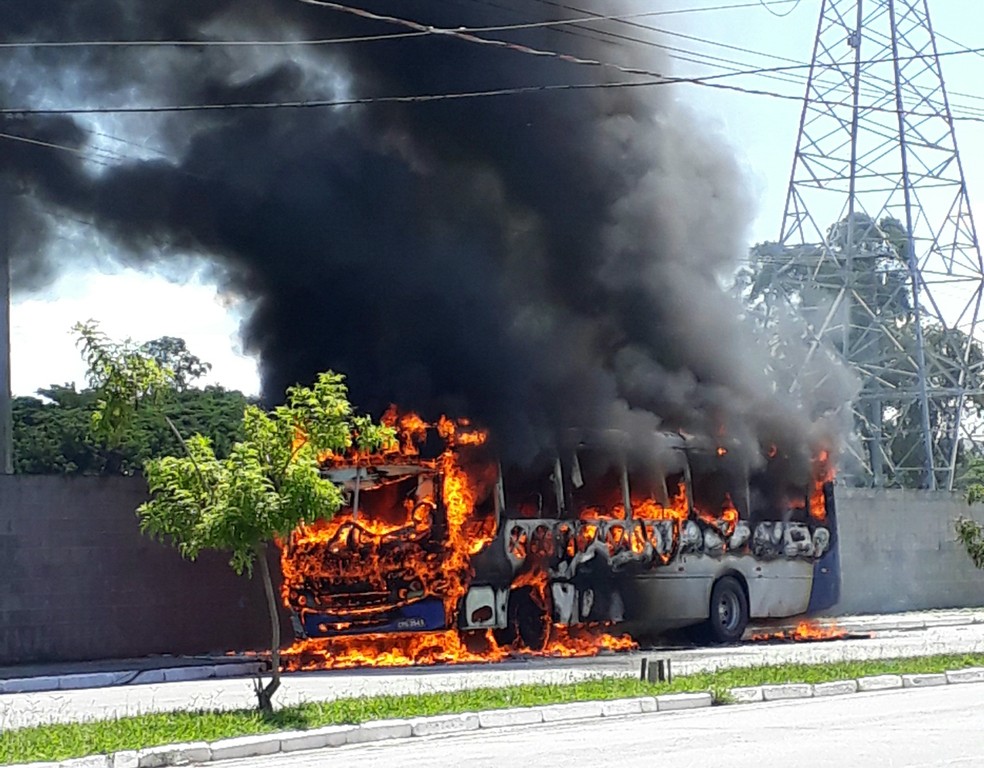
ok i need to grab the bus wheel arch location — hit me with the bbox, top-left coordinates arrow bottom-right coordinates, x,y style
699,573 -> 749,645
493,585 -> 550,651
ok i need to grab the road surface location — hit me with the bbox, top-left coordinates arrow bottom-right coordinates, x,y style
2,609 -> 984,729
216,685 -> 984,768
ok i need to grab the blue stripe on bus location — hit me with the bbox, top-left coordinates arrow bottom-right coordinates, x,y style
807,482 -> 841,613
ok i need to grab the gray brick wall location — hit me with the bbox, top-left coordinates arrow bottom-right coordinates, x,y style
2,476 -> 984,664
0,475 -> 278,665
831,487 -> 984,615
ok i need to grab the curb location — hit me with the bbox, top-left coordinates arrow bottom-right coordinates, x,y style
722,667 -> 984,705
4,693 -> 712,768
0,663 -> 266,696
7,670 -> 984,767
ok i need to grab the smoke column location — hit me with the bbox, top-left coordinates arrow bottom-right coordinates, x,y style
0,0 -> 853,473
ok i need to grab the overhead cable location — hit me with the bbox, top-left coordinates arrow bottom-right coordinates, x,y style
0,1 -> 804,50
758,0 -> 802,17
5,62 -> 984,124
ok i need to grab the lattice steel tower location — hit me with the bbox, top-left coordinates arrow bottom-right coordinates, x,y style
776,0 -> 984,489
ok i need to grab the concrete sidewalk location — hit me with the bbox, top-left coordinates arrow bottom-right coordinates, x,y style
749,606 -> 984,635
1,607 -> 981,696
4,612 -> 984,730
0,655 -> 266,695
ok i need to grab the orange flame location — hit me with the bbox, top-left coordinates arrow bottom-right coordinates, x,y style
698,494 -> 739,538
281,420 -> 833,671
750,619 -> 848,642
282,624 -> 635,670
281,411 -> 630,670
809,450 -> 834,521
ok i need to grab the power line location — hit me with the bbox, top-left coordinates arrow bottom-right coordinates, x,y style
0,1 -> 804,50
4,59 -> 984,124
521,0 -> 984,117
757,0 -> 802,17
290,0 -> 984,108
528,1 -> 984,119
2,12 -> 981,124
0,129 -> 217,182
522,1 -> 906,115
934,29 -> 984,62
3,2 -> 979,118
290,0 -> 682,82
0,130 -> 121,167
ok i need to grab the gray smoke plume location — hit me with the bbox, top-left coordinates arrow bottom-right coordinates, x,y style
0,0 -> 853,474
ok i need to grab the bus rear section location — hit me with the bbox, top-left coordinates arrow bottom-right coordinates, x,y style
619,481 -> 840,642
467,444 -> 840,646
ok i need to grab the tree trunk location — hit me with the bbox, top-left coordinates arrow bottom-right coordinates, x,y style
254,542 -> 282,713
103,448 -> 124,476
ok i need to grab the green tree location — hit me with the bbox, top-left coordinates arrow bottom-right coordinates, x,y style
74,321 -> 183,474
12,384 -> 251,475
12,386 -> 102,474
138,372 -> 394,711
739,213 -> 984,488
141,336 -> 212,391
956,517 -> 984,569
959,456 -> 984,505
73,323 -> 394,710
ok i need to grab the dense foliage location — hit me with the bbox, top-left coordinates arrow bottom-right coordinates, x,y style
956,454 -> 984,569
12,384 -> 251,475
956,516 -> 984,569
739,213 -> 984,488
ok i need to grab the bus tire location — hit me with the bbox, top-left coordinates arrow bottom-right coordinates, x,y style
703,576 -> 748,645
506,586 -> 550,651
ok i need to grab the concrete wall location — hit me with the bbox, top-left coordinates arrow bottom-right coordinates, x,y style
0,475 -> 275,665
3,477 -> 984,664
830,487 -> 984,615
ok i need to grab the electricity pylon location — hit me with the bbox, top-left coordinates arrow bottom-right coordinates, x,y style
774,0 -> 984,490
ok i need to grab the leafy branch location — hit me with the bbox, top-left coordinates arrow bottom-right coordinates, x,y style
955,516 -> 984,570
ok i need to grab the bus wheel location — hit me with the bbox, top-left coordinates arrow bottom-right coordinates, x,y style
511,586 -> 550,651
704,576 -> 748,644
491,623 -> 517,649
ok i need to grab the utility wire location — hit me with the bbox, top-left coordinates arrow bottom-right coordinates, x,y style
524,0 -> 984,117
520,0 -> 984,119
3,1 -> 978,116
5,62 -> 984,124
291,0 -> 679,81
290,0 -> 984,105
0,1 -> 804,50
2,13 -> 981,122
0,130 -> 123,167
758,0 -> 802,17
525,0 -> 967,117
5,32 -> 981,167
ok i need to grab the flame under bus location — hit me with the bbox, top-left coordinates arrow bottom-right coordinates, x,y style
281,433 -> 839,653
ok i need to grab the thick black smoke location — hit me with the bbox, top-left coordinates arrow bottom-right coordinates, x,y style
1,1 -> 851,474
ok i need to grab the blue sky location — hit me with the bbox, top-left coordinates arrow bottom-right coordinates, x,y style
9,0 -> 984,397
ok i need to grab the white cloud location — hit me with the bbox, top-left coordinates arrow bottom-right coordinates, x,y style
11,269 -> 260,397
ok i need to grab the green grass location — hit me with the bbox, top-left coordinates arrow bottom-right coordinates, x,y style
3,652 -> 984,765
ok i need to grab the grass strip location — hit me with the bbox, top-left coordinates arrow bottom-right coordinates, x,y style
3,652 -> 984,765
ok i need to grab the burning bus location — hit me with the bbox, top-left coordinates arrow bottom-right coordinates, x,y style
280,414 -> 839,667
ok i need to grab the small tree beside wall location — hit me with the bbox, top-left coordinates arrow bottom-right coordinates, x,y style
74,323 -> 393,711
139,372 -> 393,711
956,458 -> 984,570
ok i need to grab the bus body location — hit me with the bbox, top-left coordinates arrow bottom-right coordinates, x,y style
284,434 -> 839,646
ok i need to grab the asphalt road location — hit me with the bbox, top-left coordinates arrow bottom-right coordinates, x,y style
3,610 -> 984,730
218,685 -> 984,768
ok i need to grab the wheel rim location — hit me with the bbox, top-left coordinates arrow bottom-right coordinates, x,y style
715,590 -> 741,633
